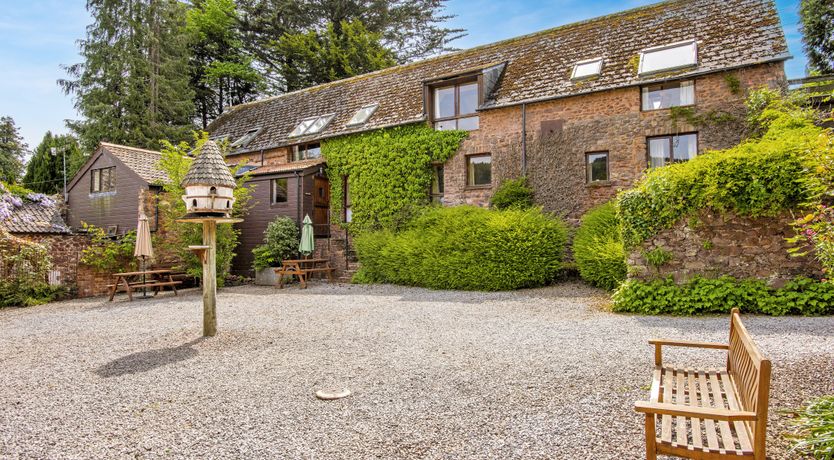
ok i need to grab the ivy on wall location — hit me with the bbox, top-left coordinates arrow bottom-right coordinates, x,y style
322,124 -> 467,232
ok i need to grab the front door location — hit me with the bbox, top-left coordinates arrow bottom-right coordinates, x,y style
313,176 -> 330,237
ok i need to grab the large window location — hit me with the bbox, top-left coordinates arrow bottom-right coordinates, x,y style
292,143 -> 321,161
430,164 -> 444,202
272,178 -> 288,204
433,81 -> 479,131
91,167 -> 115,193
467,154 -> 491,186
586,152 -> 609,183
638,40 -> 698,76
642,80 -> 695,110
647,133 -> 698,168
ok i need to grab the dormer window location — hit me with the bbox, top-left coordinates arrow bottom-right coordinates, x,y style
571,58 -> 603,80
230,128 -> 261,148
288,114 -> 334,137
638,40 -> 698,76
347,104 -> 378,126
432,80 -> 480,131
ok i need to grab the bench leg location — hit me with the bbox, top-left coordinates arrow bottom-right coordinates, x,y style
122,279 -> 133,302
299,273 -> 307,289
108,283 -> 117,302
277,272 -> 285,289
644,414 -> 657,460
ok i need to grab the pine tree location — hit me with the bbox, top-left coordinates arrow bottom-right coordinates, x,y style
59,0 -> 195,153
0,117 -> 26,184
22,133 -> 86,195
800,0 -> 834,74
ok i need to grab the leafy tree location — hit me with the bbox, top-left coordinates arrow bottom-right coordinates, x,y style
60,0 -> 195,152
236,0 -> 464,92
800,0 -> 834,73
277,20 -> 396,91
22,132 -> 86,195
187,0 -> 263,128
0,117 -> 26,184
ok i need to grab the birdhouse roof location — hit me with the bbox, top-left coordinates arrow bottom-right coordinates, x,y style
181,140 -> 237,188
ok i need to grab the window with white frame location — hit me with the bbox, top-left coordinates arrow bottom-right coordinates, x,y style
288,114 -> 334,137
571,58 -> 603,80
647,133 -> 698,168
347,104 -> 378,126
641,80 -> 695,110
638,40 -> 698,76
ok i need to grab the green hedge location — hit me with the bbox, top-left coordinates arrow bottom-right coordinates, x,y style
353,205 -> 569,291
612,276 -> 834,316
490,177 -> 534,210
572,202 -> 627,290
0,280 -> 69,308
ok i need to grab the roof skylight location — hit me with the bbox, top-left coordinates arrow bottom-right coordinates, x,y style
638,40 -> 698,76
571,58 -> 603,80
288,114 -> 335,137
230,128 -> 261,148
347,104 -> 378,126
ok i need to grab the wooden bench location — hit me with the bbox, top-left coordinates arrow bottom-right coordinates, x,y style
275,259 -> 335,289
107,270 -> 182,301
635,308 -> 772,460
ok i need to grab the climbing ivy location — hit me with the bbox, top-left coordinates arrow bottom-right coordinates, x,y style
322,124 -> 467,232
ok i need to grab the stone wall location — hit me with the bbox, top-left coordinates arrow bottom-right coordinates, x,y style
628,210 -> 822,285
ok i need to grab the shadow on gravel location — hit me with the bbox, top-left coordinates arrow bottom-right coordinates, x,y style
94,338 -> 204,378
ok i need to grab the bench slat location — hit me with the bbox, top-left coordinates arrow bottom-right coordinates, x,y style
661,367 -> 674,443
675,369 -> 687,447
721,371 -> 754,453
698,370 -> 721,452
687,368 -> 703,450
709,370 -> 739,454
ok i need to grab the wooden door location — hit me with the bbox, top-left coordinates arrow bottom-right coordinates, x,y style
313,176 -> 330,237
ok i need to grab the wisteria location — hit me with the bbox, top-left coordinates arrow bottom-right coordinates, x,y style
0,183 -> 60,224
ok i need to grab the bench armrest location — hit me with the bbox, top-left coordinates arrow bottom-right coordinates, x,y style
650,339 -> 728,366
634,401 -> 757,422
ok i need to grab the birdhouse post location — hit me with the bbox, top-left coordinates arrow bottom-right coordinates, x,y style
178,140 -> 242,337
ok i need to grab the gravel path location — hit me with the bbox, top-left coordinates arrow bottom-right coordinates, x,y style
0,282 -> 832,459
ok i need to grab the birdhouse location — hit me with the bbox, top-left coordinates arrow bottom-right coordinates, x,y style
181,140 -> 237,216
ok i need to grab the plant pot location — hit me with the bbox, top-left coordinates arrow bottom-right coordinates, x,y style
254,267 -> 281,286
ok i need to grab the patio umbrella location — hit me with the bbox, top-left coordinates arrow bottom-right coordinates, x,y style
134,191 -> 154,297
299,214 -> 315,257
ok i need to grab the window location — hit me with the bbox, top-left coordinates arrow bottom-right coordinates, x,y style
586,152 -> 609,182
272,178 -> 288,204
467,154 -> 491,186
347,104 -> 378,126
433,81 -> 480,131
288,114 -> 334,137
571,58 -> 603,80
638,40 -> 698,76
230,128 -> 261,148
292,143 -> 321,161
343,176 -> 352,223
647,133 -> 698,168
90,167 -> 115,193
430,164 -> 444,202
642,80 -> 695,110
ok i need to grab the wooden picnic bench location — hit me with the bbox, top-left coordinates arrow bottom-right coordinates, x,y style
108,269 -> 182,301
274,258 -> 335,289
635,308 -> 771,460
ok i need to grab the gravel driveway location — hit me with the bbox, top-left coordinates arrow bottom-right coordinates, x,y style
1,282 -> 832,459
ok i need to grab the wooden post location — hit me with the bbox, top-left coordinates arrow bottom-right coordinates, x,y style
202,220 -> 217,337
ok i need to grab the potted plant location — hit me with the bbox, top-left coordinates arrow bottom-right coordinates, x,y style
252,216 -> 300,285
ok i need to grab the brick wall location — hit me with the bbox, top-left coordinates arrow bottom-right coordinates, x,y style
443,63 -> 786,220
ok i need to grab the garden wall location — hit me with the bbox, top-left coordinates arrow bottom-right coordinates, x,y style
17,233 -> 113,298
627,210 -> 822,285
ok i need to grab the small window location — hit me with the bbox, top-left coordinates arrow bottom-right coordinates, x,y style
571,58 -> 603,80
347,104 -> 378,126
642,80 -> 695,110
467,154 -> 491,186
647,133 -> 698,168
272,178 -> 288,203
430,164 -> 444,202
288,114 -> 334,137
586,152 -> 609,183
230,128 -> 261,148
343,176 -> 352,223
639,40 -> 698,76
432,81 -> 480,131
90,167 -> 115,193
292,143 -> 321,161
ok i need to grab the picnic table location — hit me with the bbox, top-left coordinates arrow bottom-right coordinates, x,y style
107,269 -> 182,301
274,258 -> 335,289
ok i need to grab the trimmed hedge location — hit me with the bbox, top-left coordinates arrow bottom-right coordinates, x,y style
490,177 -> 534,210
612,276 -> 834,316
572,202 -> 627,291
353,205 -> 568,291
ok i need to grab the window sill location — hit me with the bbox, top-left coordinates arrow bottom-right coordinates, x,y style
464,184 -> 492,191
586,181 -> 612,188
641,103 -> 695,113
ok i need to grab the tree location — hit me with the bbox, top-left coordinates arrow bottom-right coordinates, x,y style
0,117 -> 26,184
800,0 -> 834,74
22,133 -> 86,195
236,0 -> 464,92
187,0 -> 263,128
277,20 -> 396,91
59,0 -> 195,153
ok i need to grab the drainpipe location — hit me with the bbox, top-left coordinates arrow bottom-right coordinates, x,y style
521,103 -> 528,176
259,149 -> 265,166
295,170 -> 302,227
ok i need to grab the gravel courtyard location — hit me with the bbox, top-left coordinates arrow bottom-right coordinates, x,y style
1,283 -> 832,459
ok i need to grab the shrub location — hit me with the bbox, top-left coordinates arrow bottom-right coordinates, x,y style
612,276 -> 834,316
0,280 -> 69,308
354,205 -> 568,291
792,395 -> 834,459
572,202 -> 626,290
490,177 -> 534,210
80,224 -> 138,272
252,216 -> 300,270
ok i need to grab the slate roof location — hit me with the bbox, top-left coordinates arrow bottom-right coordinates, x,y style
182,141 -> 237,188
246,158 -> 327,176
100,143 -> 168,183
2,202 -> 70,234
208,0 -> 789,155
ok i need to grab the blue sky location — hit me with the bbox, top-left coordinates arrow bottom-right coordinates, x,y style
0,0 -> 807,152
